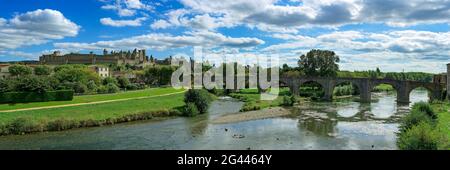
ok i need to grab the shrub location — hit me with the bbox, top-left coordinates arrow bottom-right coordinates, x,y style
411,102 -> 437,120
34,65 -> 52,76
0,90 -> 73,104
106,83 -> 120,93
97,85 -> 108,94
12,75 -> 53,93
47,119 -> 79,131
8,64 -> 32,77
86,80 -> 98,93
117,76 -> 130,89
282,95 -> 295,106
102,77 -> 118,86
125,84 -> 138,90
399,110 -> 433,132
55,90 -> 74,101
397,122 -> 445,150
183,102 -> 199,117
73,82 -> 88,94
8,118 -> 43,134
184,89 -> 212,114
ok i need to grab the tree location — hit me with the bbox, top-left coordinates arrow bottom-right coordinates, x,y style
116,76 -> 130,89
12,75 -> 53,93
53,68 -> 100,85
34,65 -> 52,76
0,78 -> 12,93
184,89 -> 212,114
143,66 -> 176,86
9,64 -> 32,77
102,77 -> 118,86
298,49 -> 340,77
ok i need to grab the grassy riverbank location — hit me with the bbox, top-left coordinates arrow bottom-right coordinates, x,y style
431,102 -> 450,149
229,88 -> 291,111
0,87 -> 186,136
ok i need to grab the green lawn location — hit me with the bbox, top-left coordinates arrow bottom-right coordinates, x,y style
0,87 -> 184,111
0,92 -> 185,124
431,102 -> 450,149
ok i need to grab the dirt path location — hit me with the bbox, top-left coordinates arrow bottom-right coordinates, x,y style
0,90 -> 187,113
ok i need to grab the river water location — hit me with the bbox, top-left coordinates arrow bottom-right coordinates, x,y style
0,90 -> 429,150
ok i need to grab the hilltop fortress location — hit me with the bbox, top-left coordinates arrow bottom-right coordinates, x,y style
39,49 -> 149,66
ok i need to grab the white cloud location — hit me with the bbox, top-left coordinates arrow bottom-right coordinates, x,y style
100,17 -> 147,27
0,9 -> 80,50
151,0 -> 450,33
261,29 -> 450,73
54,31 -> 264,51
100,0 -> 153,17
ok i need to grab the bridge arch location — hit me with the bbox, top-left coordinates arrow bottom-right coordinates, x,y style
298,80 -> 326,99
332,80 -> 361,99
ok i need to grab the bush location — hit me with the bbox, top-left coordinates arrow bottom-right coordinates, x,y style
0,90 -> 73,104
86,80 -> 98,93
73,82 -> 88,94
0,78 -> 12,93
8,118 -> 43,134
55,90 -> 74,101
125,83 -> 138,90
117,76 -> 130,89
184,89 -> 212,114
282,95 -> 295,106
411,102 -> 437,120
399,109 -> 433,132
47,119 -> 79,131
8,64 -> 32,77
106,83 -> 120,93
397,122 -> 445,150
97,85 -> 108,94
102,77 -> 118,86
12,75 -> 53,93
183,102 -> 199,117
34,65 -> 52,76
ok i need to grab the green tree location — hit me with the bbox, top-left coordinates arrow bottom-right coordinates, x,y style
12,75 -> 53,93
184,89 -> 212,114
298,49 -> 340,77
116,76 -> 130,89
34,65 -> 52,76
143,66 -> 176,86
54,68 -> 100,85
102,77 -> 118,86
0,78 -> 12,93
9,64 -> 33,77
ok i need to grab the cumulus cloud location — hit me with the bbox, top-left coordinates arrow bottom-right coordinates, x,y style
100,17 -> 147,27
151,0 -> 450,32
100,0 -> 154,17
54,31 -> 264,51
0,9 -> 80,50
265,30 -> 450,55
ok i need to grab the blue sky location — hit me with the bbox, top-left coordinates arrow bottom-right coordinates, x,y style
1,0 -> 450,73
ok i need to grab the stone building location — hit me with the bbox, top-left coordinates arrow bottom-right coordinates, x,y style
0,64 -> 11,79
39,49 -> 149,67
89,65 -> 110,78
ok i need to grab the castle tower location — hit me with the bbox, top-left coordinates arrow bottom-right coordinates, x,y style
447,63 -> 450,99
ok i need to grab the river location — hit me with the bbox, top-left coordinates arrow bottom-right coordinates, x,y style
0,90 -> 429,150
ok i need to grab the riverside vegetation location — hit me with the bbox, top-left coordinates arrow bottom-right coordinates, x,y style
397,102 -> 448,150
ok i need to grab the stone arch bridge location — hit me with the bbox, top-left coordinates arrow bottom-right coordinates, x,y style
280,76 -> 445,103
